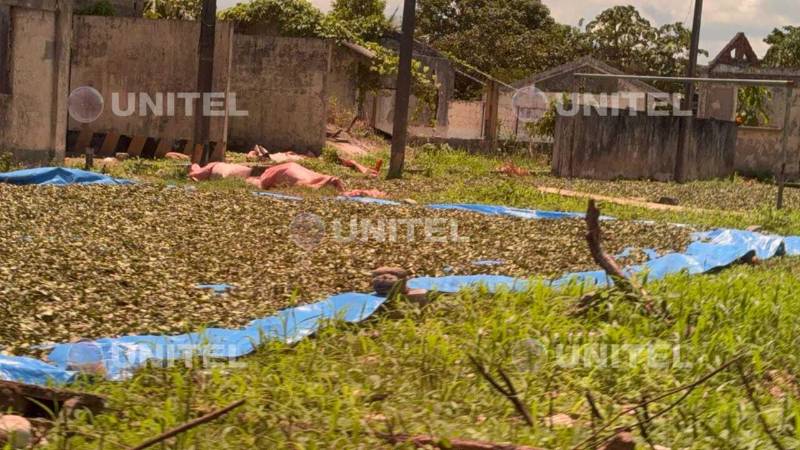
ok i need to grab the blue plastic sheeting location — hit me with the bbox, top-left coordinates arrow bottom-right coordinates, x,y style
472,259 -> 506,266
196,283 -> 234,294
426,203 -> 613,220
0,167 -> 134,186
785,237 -> 800,256
251,191 -> 304,201
44,292 -> 385,381
427,203 -> 580,219
335,196 -> 403,206
408,275 -> 528,293
2,222 -> 798,385
0,354 -> 74,385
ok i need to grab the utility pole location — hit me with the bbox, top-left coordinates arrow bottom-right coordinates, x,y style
196,0 -> 217,165
387,0 -> 416,179
675,0 -> 703,182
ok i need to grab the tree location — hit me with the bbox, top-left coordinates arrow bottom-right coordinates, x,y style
143,0 -> 200,19
583,6 -> 704,91
329,0 -> 390,41
218,0 -> 327,37
416,0 -> 573,97
763,26 -> 800,68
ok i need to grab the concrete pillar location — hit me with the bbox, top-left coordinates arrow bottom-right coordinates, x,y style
50,0 -> 72,164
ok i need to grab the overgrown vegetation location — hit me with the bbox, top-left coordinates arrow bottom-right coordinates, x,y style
737,87 -> 773,127
40,257 -> 800,449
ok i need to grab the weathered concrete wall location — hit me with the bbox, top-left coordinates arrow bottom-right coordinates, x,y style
69,16 -> 231,146
553,112 -> 737,181
327,43 -> 362,113
701,67 -> 800,177
227,35 -> 328,153
0,0 -> 71,164
447,101 -> 483,139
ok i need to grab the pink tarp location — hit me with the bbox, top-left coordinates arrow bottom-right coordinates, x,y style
188,162 -> 386,198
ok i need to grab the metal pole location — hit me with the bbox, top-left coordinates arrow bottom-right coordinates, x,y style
196,0 -> 217,166
777,85 -> 794,209
675,0 -> 703,183
387,0 -> 416,179
684,0 -> 704,106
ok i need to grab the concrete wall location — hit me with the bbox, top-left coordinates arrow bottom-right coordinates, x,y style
227,35 -> 327,153
0,0 -> 71,164
326,43 -> 365,114
447,101 -> 483,139
553,112 -> 737,181
69,16 -> 231,147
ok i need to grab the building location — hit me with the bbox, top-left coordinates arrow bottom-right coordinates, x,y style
698,33 -> 800,177
0,0 -> 72,164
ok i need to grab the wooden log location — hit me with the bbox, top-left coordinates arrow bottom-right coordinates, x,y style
0,380 -> 106,418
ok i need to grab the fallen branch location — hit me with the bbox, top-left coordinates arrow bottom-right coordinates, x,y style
572,355 -> 742,450
468,355 -> 533,427
0,380 -> 106,418
736,362 -> 787,450
583,200 -> 658,315
381,433 -> 546,450
130,399 -> 245,450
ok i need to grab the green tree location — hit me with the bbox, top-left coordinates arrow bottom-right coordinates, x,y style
416,0 -> 573,95
76,0 -> 116,16
583,6 -> 704,91
143,0 -> 200,19
763,26 -> 800,68
218,0 -> 327,37
329,0 -> 390,41
737,87 -> 772,126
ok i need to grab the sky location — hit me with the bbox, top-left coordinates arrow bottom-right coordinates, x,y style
218,0 -> 799,63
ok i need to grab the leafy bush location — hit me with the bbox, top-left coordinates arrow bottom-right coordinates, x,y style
75,0 -> 115,16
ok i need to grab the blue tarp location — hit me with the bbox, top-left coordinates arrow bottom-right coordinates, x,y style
426,203 -> 589,220
44,293 -> 385,381
3,226 -> 799,385
2,174 -> 799,385
335,196 -> 402,206
0,167 -> 133,186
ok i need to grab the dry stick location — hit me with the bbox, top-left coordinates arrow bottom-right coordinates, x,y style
736,362 -> 787,450
571,355 -> 742,450
468,355 -> 534,427
130,399 -> 245,450
583,199 -> 658,315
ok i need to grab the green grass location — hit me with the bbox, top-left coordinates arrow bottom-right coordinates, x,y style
47,258 -> 800,449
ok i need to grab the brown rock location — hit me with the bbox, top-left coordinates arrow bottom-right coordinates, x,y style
165,152 -> 190,161
746,225 -> 763,232
371,267 -> 409,279
372,274 -> 400,295
601,431 -> 635,450
0,415 -> 31,449
657,196 -> 679,206
114,152 -> 129,161
402,198 -> 418,205
404,288 -> 430,305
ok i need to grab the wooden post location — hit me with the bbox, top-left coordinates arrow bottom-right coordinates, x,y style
195,0 -> 216,166
675,0 -> 704,182
483,79 -> 499,152
84,147 -> 94,169
387,0 -> 416,179
777,84 -> 794,209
